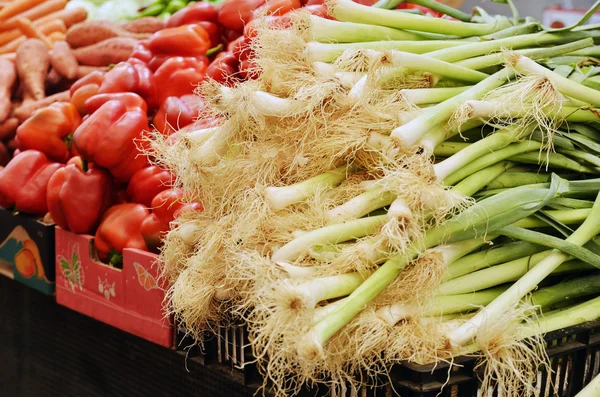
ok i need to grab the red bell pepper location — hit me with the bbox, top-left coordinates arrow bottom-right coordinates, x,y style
140,188 -> 203,252
218,0 -> 265,32
71,84 -> 100,115
206,51 -> 239,84
46,162 -> 114,234
253,0 -> 302,19
70,71 -> 105,97
153,95 -> 197,136
94,203 -> 150,268
167,2 -> 218,27
127,165 -> 174,207
84,93 -> 148,114
73,100 -> 149,182
197,21 -> 221,48
243,15 -> 292,39
153,57 -> 208,104
0,150 -> 63,216
148,24 -> 211,57
16,102 -> 82,163
131,41 -> 154,64
239,58 -> 259,80
98,60 -> 156,109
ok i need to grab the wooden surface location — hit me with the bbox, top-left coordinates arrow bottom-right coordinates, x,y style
0,276 -> 257,397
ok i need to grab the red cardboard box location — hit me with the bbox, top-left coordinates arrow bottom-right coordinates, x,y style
55,227 -> 173,347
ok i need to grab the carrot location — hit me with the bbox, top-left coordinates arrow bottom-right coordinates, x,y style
73,37 -> 138,66
0,19 -> 65,53
0,117 -> 18,140
0,52 -> 15,61
15,17 -> 52,48
0,0 -> 66,32
50,40 -> 77,79
0,58 -> 16,122
35,6 -> 86,29
76,65 -> 108,78
16,38 -> 49,100
121,17 -> 166,34
0,0 -> 47,21
46,66 -> 60,85
66,20 -> 149,48
12,89 -> 69,121
48,31 -> 64,42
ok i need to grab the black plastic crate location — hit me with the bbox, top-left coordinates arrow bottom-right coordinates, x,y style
206,320 -> 600,396
174,323 -> 217,366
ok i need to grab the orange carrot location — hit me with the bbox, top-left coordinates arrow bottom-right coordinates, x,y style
16,38 -> 49,100
0,0 -> 47,21
50,40 -> 77,79
0,58 -> 16,123
13,89 -> 69,121
0,19 -> 64,54
0,0 -> 66,32
15,17 -> 52,48
47,31 -> 64,42
0,52 -> 15,61
35,6 -> 86,29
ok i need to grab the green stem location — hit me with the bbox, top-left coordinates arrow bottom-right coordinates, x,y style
512,208 -> 592,228
302,180 -> 562,353
448,190 -> 600,346
81,160 -> 89,173
387,51 -> 489,83
446,240 -> 546,280
450,162 -> 514,197
455,38 -> 594,70
326,187 -> 396,222
406,0 -> 471,22
329,0 -> 510,36
391,68 -> 514,146
271,215 -> 388,263
444,140 -> 542,186
402,86 -> 470,105
512,54 -> 600,106
265,165 -> 353,211
309,15 -> 422,42
305,40 -> 465,63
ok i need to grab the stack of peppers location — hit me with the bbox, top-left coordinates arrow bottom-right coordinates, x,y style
0,13 -> 208,268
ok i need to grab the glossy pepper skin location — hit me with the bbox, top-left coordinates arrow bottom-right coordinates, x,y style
167,2 -> 218,27
206,51 -> 238,84
16,102 -> 82,163
218,0 -> 265,32
0,150 -> 63,216
127,165 -> 174,207
73,100 -> 149,182
95,203 -> 150,268
148,24 -> 211,57
153,95 -> 197,135
98,60 -> 156,109
84,92 -> 148,114
153,57 -> 207,104
140,188 -> 203,252
47,162 -> 114,234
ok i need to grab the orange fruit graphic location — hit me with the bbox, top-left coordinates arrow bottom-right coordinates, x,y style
24,240 -> 44,279
15,249 -> 36,278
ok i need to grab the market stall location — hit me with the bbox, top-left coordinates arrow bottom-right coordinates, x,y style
3,0 -> 600,396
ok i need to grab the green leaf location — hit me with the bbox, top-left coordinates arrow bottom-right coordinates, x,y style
499,225 -> 600,269
72,251 -> 79,268
60,259 -> 71,275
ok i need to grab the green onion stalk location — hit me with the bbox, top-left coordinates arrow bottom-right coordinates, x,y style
297,176 -> 565,358
447,190 -> 600,347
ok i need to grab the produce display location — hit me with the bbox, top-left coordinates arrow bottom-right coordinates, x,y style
3,0 -> 600,396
